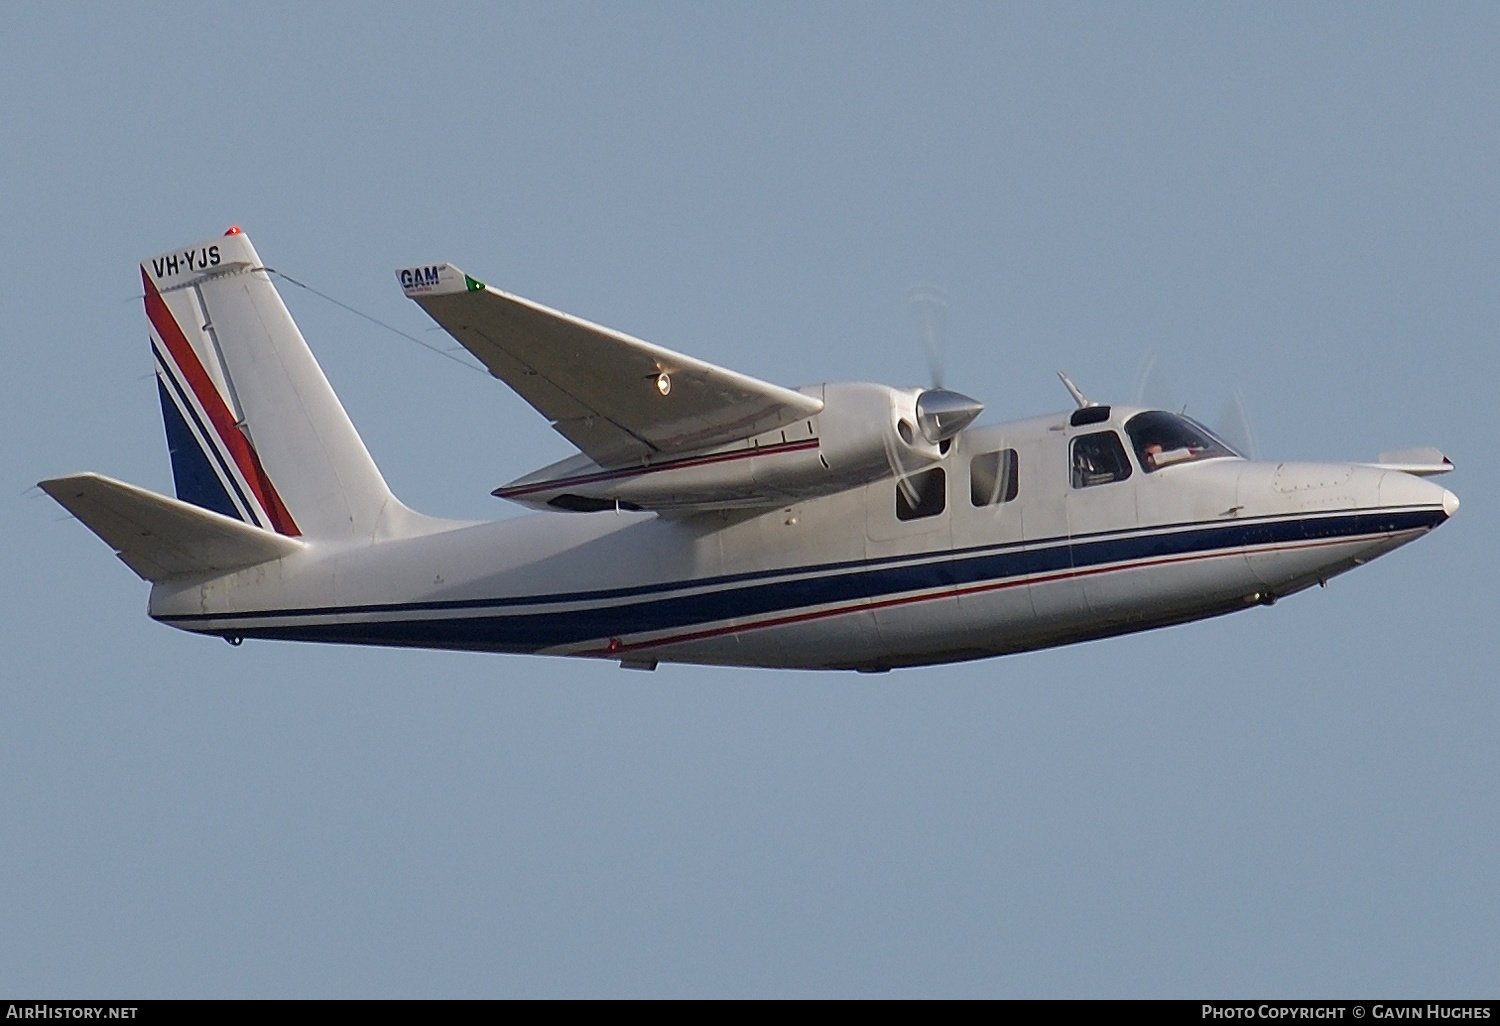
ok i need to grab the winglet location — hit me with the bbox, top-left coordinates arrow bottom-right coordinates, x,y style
396,263 -> 485,297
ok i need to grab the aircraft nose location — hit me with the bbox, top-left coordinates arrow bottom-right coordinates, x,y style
1443,488 -> 1460,519
1377,469 -> 1458,528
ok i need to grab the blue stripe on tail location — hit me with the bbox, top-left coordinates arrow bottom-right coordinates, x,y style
157,378 -> 242,521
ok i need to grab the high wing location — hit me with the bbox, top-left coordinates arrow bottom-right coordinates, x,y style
399,263 -> 824,468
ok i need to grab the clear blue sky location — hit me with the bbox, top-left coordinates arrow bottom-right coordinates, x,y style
3,3 -> 1494,997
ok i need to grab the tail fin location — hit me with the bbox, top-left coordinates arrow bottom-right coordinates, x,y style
145,229 -> 417,541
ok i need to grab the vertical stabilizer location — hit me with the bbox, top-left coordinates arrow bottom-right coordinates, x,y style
146,229 -> 416,541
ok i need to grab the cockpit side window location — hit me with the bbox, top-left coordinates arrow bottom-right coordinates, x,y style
1071,431 -> 1132,488
1124,411 -> 1238,472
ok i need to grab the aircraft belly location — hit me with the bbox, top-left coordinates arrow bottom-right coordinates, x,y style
647,612 -> 887,670
1245,531 -> 1422,597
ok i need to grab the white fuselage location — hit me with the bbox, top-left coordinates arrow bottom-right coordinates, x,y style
145,405 -> 1456,671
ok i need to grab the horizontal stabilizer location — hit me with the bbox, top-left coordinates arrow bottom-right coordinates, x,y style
40,473 -> 303,582
1368,446 -> 1455,477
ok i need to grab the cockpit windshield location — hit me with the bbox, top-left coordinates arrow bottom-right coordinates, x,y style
1124,411 -> 1240,472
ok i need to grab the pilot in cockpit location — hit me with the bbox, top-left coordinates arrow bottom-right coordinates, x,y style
1126,411 -> 1237,472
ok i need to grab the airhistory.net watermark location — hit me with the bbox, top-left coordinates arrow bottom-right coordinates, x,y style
6,1007 -> 137,1019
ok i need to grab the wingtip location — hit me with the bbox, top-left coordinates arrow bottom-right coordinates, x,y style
397,262 -> 479,298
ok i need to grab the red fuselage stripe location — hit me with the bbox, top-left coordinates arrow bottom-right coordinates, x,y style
584,530 -> 1401,657
494,437 -> 822,498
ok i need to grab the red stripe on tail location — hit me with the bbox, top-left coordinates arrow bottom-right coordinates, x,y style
142,269 -> 301,537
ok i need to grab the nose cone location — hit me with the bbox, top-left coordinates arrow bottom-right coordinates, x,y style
1233,461 -> 1453,596
1377,470 -> 1458,529
1443,488 -> 1460,520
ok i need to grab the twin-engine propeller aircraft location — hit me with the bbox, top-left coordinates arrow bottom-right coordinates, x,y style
42,229 -> 1458,671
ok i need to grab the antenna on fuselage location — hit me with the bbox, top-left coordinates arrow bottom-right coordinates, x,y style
1056,371 -> 1095,409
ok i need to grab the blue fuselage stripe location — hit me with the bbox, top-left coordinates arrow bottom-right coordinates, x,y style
157,506 -> 1444,652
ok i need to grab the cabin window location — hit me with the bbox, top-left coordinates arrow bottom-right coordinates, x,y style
970,449 -> 1019,506
1071,431 -> 1132,488
896,467 -> 946,521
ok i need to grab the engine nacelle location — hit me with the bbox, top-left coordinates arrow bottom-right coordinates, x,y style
816,382 -> 939,473
494,382 -> 982,514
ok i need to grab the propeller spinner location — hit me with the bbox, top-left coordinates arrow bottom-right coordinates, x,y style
915,388 -> 984,443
